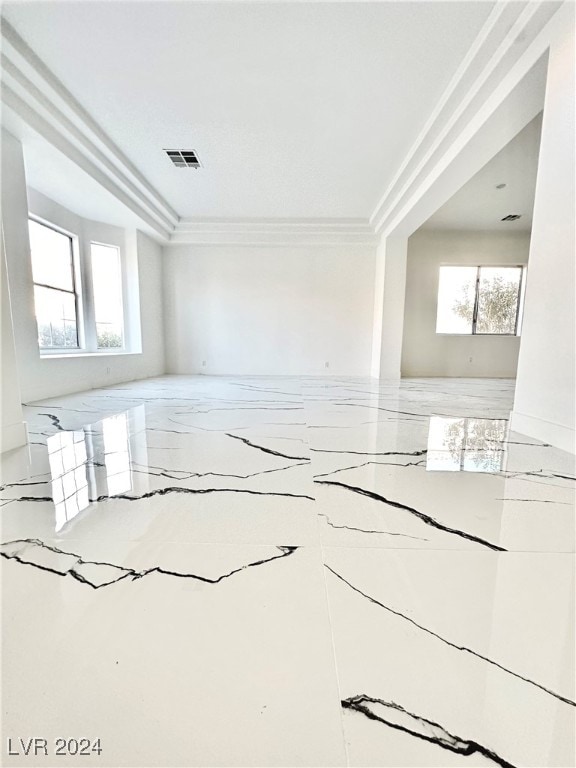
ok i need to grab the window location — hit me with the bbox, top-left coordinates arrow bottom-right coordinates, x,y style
29,219 -> 79,349
436,265 -> 525,335
29,216 -> 129,355
91,243 -> 124,349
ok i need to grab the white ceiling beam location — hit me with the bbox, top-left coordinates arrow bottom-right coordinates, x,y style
369,1 -> 562,237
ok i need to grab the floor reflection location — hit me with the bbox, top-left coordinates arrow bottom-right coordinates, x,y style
426,416 -> 508,472
102,413 -> 131,496
47,412 -> 132,532
48,430 -> 90,532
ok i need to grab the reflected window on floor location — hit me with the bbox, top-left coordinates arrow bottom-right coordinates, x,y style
426,416 -> 507,472
103,413 -> 131,496
47,430 -> 90,531
46,413 -> 132,532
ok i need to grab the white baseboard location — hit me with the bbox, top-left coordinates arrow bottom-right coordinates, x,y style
1,420 -> 28,453
510,410 -> 575,454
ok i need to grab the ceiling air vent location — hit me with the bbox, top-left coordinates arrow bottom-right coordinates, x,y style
164,149 -> 201,168
501,214 -> 522,221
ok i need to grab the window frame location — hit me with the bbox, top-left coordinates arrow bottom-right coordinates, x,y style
90,239 -> 126,352
436,263 -> 526,337
29,216 -> 83,353
28,215 -> 131,357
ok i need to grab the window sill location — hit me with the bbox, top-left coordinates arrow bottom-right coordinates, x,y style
435,334 -> 521,338
40,351 -> 142,359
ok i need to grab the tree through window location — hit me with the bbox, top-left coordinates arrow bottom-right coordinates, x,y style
436,265 -> 525,335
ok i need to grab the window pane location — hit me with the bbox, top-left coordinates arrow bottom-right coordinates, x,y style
28,220 -> 74,291
34,285 -> 78,348
476,267 -> 521,334
91,243 -> 124,349
436,266 -> 476,333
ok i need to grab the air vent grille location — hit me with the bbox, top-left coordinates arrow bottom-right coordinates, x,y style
165,149 -> 201,168
501,214 -> 521,221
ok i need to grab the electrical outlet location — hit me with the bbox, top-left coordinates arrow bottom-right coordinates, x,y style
202,360 -> 207,367
106,366 -> 111,375
469,357 -> 473,363
325,361 -> 330,368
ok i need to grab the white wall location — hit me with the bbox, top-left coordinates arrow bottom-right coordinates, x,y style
401,230 -> 530,378
1,222 -> 27,451
370,236 -> 408,379
164,245 -> 376,376
1,130 -> 165,404
511,10 -> 575,453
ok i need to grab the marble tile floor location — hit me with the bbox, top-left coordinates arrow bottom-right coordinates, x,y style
1,376 -> 574,768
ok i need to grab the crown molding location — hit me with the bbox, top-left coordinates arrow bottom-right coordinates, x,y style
2,3 -> 563,247
168,218 -> 378,246
0,19 -> 177,241
0,24 -> 376,248
369,0 -> 563,237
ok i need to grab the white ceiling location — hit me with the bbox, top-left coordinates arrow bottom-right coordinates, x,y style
1,1 -> 495,220
422,113 -> 543,232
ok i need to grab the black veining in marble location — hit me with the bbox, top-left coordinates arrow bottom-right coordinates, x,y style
327,566 -> 575,707
130,460 -> 310,482
313,459 -> 426,479
231,383 -> 302,397
310,448 -> 428,457
10,486 -> 315,504
145,426 -> 196,435
24,403 -> 103,419
225,433 -> 309,461
317,480 -> 505,551
12,495 -> 54,503
0,480 -> 52,490
181,405 -> 302,414
318,514 -> 429,540
526,470 -> 576,482
496,497 -> 572,505
155,421 -> 307,434
341,695 -> 516,768
37,413 -> 65,430
341,403 -> 430,419
1,539 -> 299,589
92,486 -> 316,502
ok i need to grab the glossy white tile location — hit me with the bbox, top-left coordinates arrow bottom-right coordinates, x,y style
2,541 -> 346,767
324,547 -> 574,767
1,375 -> 574,767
